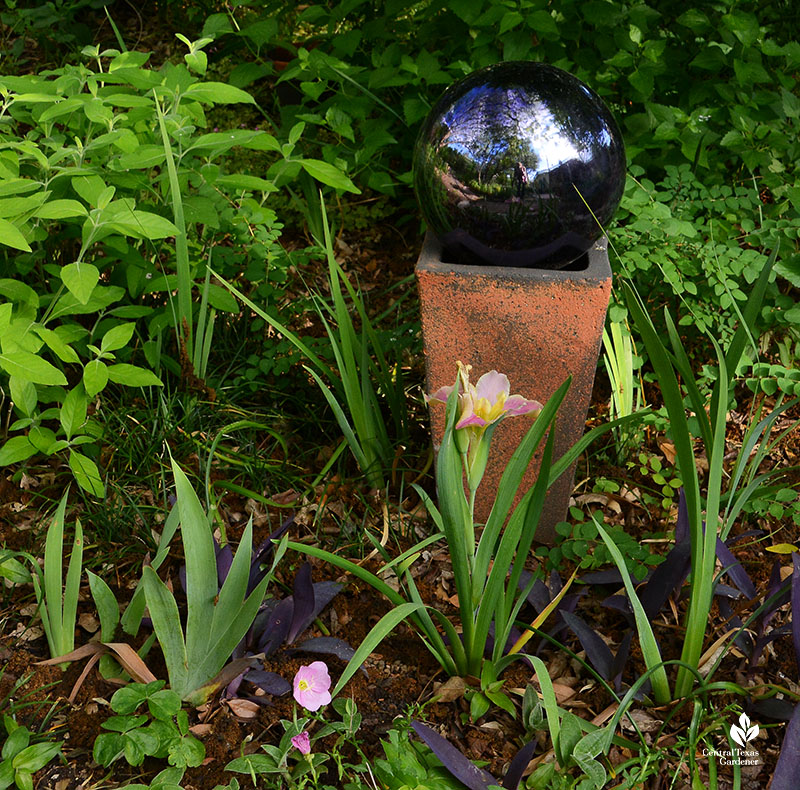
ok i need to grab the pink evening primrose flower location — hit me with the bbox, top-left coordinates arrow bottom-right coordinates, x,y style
293,661 -> 332,711
426,362 -> 542,433
291,731 -> 311,755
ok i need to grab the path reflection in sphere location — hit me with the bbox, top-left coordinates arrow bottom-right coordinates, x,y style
413,62 -> 626,269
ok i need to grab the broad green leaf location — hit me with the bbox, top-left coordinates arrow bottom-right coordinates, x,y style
204,285 -> 238,313
69,450 -> 105,497
9,377 -> 37,417
0,436 -> 37,465
183,82 -> 255,104
60,384 -> 87,440
117,146 -> 166,169
33,327 -> 80,363
106,364 -> 163,387
93,732 -> 124,766
300,159 -> 360,193
213,174 -> 278,193
2,725 -> 29,759
72,175 -> 108,207
0,556 -> 31,585
0,218 -> 31,251
34,200 -> 87,219
0,351 -> 66,385
0,179 -> 40,197
11,741 -> 61,772
83,359 -> 109,397
28,425 -> 56,453
170,459 -> 217,682
101,323 -> 136,353
0,194 -> 47,217
0,279 -> 38,308
147,690 -> 181,721
61,262 -> 99,305
109,210 -> 178,240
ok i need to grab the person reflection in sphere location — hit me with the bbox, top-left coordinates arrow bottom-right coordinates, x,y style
513,161 -> 528,200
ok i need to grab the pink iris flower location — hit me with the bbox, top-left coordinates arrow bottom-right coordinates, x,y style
427,363 -> 541,433
291,731 -> 311,755
292,661 -> 332,711
427,363 -> 542,491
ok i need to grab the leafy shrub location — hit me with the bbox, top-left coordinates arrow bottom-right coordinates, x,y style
0,42 -> 357,493
203,1 -> 800,355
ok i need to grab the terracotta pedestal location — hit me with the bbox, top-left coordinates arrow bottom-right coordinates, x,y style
416,232 -> 611,544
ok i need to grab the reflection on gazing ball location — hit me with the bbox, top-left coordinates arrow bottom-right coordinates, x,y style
413,62 -> 626,269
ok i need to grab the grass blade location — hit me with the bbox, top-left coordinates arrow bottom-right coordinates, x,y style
331,602 -> 423,697
594,517 -> 671,703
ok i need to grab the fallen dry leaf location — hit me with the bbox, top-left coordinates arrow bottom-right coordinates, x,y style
225,699 -> 260,719
433,676 -> 466,702
79,613 -> 99,632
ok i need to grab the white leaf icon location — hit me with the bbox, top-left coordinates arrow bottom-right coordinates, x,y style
731,713 -> 758,747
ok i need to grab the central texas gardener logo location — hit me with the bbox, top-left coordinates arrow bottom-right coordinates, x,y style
730,713 -> 759,748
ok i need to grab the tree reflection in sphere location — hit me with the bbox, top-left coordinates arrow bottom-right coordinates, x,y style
413,62 -> 626,269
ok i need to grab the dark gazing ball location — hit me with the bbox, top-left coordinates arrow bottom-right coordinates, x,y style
413,62 -> 626,269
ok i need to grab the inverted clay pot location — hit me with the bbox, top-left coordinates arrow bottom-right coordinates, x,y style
417,231 -> 611,544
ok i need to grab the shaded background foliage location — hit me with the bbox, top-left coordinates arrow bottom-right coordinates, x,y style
1,0 -> 799,494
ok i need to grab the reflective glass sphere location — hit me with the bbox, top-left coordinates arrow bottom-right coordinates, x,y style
413,62 -> 626,269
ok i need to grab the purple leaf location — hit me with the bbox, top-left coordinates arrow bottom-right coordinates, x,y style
753,697 -> 797,721
288,564 -> 315,644
610,630 -> 633,691
410,721 -> 496,790
290,636 -> 356,663
246,514 -> 294,595
714,583 -> 742,599
771,703 -> 800,790
717,597 -> 750,657
216,543 -> 234,589
310,581 -> 343,620
225,672 -> 245,699
602,595 -> 633,616
502,740 -> 537,790
725,529 -> 764,545
792,553 -> 800,675
256,597 -> 293,655
715,538 -> 756,599
639,534 -> 691,620
579,569 -> 624,585
518,570 -> 550,612
560,611 -> 614,680
762,560 -> 789,628
244,670 -> 291,696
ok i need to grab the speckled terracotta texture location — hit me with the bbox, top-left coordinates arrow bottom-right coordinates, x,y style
416,232 -> 611,544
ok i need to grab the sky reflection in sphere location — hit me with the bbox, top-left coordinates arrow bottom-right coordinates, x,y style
413,62 -> 626,269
